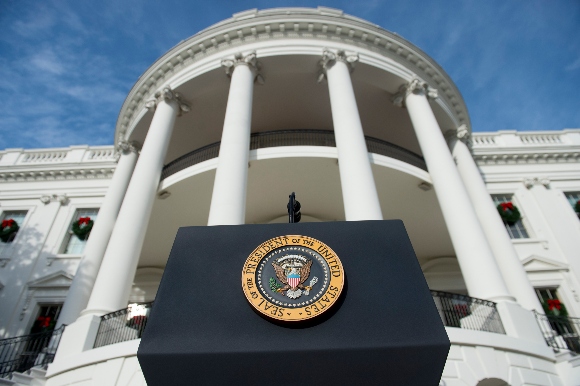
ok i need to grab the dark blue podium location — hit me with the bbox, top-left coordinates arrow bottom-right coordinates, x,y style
138,220 -> 449,385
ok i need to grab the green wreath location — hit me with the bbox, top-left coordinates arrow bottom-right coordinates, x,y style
0,219 -> 19,243
71,217 -> 94,240
497,202 -> 521,225
575,200 -> 580,214
542,299 -> 568,317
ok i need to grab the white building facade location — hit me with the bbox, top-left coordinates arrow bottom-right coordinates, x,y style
1,7 -> 580,386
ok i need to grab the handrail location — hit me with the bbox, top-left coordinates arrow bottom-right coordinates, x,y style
0,325 -> 65,378
431,290 -> 506,334
160,129 -> 427,180
93,303 -> 153,348
92,291 -> 507,351
534,311 -> 580,354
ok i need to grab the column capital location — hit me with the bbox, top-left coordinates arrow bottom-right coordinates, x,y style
116,140 -> 141,158
523,177 -> 550,189
445,124 -> 472,149
221,51 -> 264,84
39,194 -> 69,206
318,48 -> 359,82
392,77 -> 438,107
145,87 -> 191,115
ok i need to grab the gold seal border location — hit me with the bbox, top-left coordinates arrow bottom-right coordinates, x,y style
242,235 -> 345,322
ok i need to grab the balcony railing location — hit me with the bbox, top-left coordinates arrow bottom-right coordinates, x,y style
93,292 -> 506,350
534,312 -> 580,354
93,303 -> 152,348
0,326 -> 64,378
161,129 -> 427,180
431,291 -> 506,334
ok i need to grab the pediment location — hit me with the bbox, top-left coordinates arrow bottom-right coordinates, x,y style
28,271 -> 73,289
522,255 -> 569,272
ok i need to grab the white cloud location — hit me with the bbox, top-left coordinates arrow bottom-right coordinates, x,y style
29,48 -> 65,75
565,57 -> 580,71
11,10 -> 55,37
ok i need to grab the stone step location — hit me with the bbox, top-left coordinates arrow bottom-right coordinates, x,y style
8,373 -> 33,385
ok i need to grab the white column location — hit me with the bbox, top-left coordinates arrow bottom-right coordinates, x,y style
83,87 -> 188,315
321,49 -> 383,221
396,79 -> 513,302
207,51 -> 258,226
449,130 -> 543,311
57,144 -> 139,326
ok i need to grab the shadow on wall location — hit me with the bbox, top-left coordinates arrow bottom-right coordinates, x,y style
0,222 -> 60,338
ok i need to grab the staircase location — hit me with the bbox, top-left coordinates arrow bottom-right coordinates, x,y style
0,327 -> 64,384
0,365 -> 47,386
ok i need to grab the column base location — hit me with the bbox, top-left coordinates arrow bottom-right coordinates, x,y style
52,314 -> 101,362
496,301 -> 546,344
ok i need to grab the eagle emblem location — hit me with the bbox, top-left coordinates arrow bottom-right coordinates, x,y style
270,255 -> 318,299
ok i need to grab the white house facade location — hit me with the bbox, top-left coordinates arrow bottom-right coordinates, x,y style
1,7 -> 580,386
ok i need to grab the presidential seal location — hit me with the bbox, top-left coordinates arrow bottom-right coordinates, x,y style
241,235 -> 344,322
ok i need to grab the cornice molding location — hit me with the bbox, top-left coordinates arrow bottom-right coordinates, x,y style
473,151 -> 580,166
115,8 -> 470,144
0,167 -> 115,183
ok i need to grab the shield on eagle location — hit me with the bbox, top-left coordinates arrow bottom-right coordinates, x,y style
287,269 -> 300,289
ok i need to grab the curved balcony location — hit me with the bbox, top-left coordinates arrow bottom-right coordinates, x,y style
161,129 -> 427,181
92,292 -> 504,349
431,290 -> 505,334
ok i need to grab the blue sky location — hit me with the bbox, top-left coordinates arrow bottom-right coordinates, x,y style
0,0 -> 579,150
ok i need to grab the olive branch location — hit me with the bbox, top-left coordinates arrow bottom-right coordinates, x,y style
269,277 -> 281,292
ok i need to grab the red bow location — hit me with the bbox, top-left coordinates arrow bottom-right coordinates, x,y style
547,299 -> 561,311
131,315 -> 147,325
37,316 -> 51,328
500,202 -> 514,211
78,217 -> 91,225
1,219 -> 15,228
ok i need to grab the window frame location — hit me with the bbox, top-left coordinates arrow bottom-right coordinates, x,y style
0,208 -> 32,264
491,194 -> 531,239
0,209 -> 29,244
564,192 -> 580,220
58,208 -> 99,255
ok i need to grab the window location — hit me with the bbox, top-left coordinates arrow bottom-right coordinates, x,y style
62,209 -> 98,254
492,195 -> 529,239
536,288 -> 560,306
0,210 -> 27,244
565,192 -> 580,218
30,304 -> 62,335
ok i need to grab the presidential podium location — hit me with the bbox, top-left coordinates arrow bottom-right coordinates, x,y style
138,220 -> 450,385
